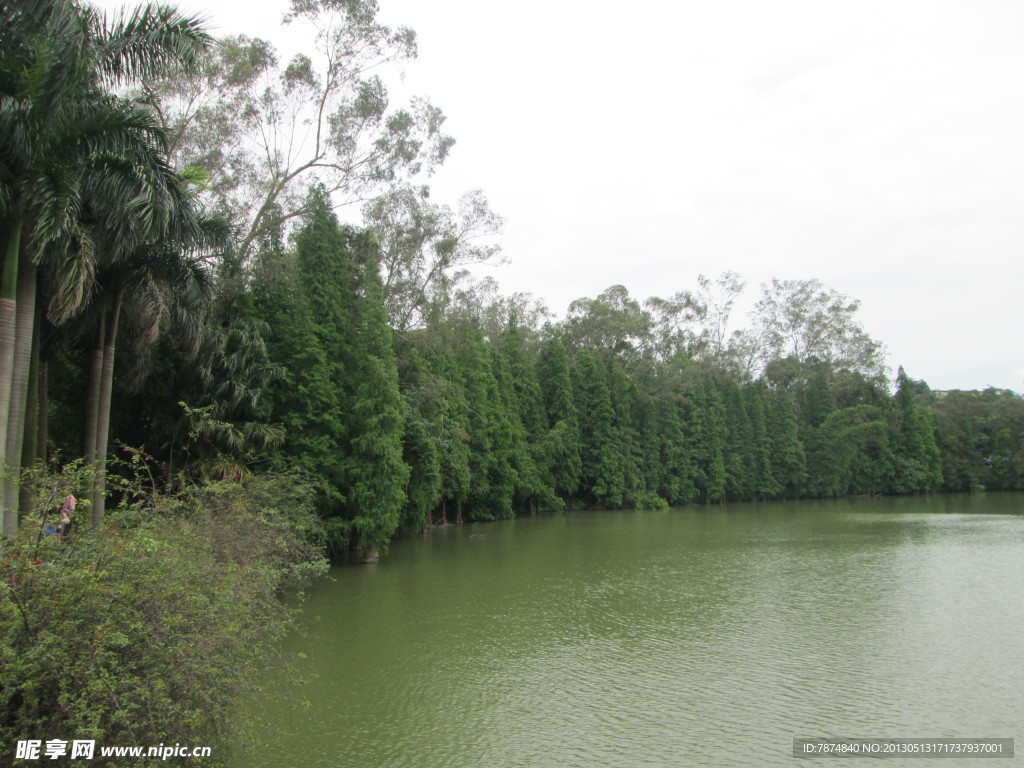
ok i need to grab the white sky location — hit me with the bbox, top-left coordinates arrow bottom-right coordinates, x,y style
95,0 -> 1024,392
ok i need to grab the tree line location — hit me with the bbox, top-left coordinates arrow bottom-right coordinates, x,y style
3,0 -> 1023,560
11,0 -> 1023,759
102,192 -> 1024,559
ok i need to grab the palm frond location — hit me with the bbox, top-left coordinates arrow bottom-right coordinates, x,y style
93,4 -> 212,87
242,421 -> 285,450
54,95 -> 168,159
28,160 -> 81,248
47,219 -> 97,321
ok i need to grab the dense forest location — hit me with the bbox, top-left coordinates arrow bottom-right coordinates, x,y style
3,0 -> 1023,555
2,0 -> 1023,762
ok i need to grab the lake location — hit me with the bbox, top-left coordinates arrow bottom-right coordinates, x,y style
234,493 -> 1024,767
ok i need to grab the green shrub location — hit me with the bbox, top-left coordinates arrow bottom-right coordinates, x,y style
0,468 -> 327,767
632,490 -> 670,510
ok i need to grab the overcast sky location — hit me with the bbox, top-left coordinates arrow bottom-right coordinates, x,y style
95,0 -> 1024,392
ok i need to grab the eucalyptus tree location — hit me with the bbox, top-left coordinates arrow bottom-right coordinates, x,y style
644,292 -> 702,362
563,286 -> 653,363
144,0 -> 455,260
753,278 -> 885,379
363,185 -> 504,331
645,272 -> 748,364
0,0 -> 211,535
436,275 -> 549,343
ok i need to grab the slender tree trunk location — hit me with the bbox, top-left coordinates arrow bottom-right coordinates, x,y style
83,307 -> 106,464
84,308 -> 105,525
18,308 -> 39,521
440,499 -> 447,525
92,293 -> 121,526
0,223 -> 20,537
36,358 -> 47,463
2,255 -> 34,534
455,499 -> 463,525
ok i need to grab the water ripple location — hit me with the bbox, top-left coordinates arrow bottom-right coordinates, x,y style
236,495 -> 1024,768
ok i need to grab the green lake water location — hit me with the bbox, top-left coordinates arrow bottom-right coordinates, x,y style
234,494 -> 1024,767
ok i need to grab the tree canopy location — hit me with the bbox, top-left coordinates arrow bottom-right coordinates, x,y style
4,0 -> 1020,555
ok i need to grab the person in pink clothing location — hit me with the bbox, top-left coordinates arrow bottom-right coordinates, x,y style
58,494 -> 76,537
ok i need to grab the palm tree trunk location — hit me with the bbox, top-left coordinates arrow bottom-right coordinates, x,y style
0,223 -> 20,537
92,292 -> 121,526
83,307 -> 106,465
19,310 -> 40,521
36,357 -> 47,462
2,253 -> 34,535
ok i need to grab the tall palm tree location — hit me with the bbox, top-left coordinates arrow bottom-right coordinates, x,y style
0,0 -> 211,535
83,216 -> 224,524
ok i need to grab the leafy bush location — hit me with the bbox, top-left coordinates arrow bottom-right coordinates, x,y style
632,490 -> 670,511
0,468 -> 327,766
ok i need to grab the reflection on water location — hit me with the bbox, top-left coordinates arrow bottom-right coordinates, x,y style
235,494 -> 1024,767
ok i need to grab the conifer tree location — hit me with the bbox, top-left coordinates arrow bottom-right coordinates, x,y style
745,381 -> 780,499
536,338 -> 582,498
888,367 -> 942,493
607,359 -> 645,506
766,385 -> 806,497
722,382 -> 755,501
399,393 -> 442,531
500,320 -> 546,441
573,349 -> 624,507
695,378 -> 727,503
498,320 -> 558,511
259,192 -> 350,520
428,345 -> 472,523
807,408 -> 858,497
344,231 -> 411,558
259,193 -> 411,555
644,394 -> 697,506
802,365 -> 837,429
804,421 -> 839,497
491,340 -> 543,513
454,326 -> 517,519
639,396 -> 664,501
